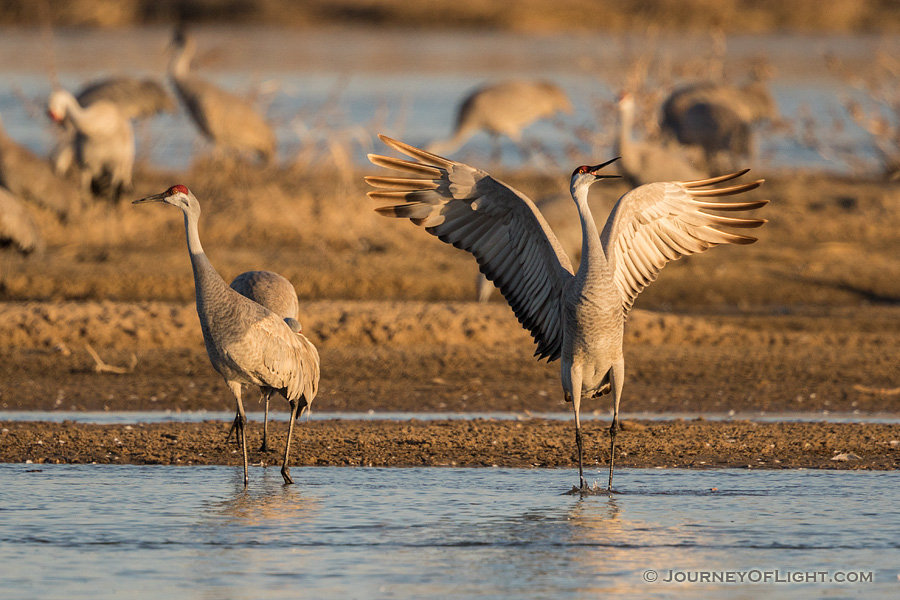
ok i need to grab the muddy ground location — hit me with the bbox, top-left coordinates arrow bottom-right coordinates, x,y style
2,166 -> 900,468
3,419 -> 899,471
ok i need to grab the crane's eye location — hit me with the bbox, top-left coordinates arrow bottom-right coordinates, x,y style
167,184 -> 189,196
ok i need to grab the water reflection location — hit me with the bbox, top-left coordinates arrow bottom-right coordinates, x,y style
2,465 -> 899,599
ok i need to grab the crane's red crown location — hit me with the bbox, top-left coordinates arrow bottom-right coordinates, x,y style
573,165 -> 592,176
167,185 -> 189,196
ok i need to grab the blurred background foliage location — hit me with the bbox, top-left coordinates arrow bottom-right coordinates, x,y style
2,0 -> 899,32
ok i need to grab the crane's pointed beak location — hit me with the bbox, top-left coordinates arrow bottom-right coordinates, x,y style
589,157 -> 621,178
132,192 -> 168,205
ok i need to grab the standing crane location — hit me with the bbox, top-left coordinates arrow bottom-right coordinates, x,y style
228,270 -> 301,452
0,113 -> 78,219
366,135 -> 767,492
133,186 -> 319,486
615,92 -> 705,188
47,89 -> 134,204
52,76 -> 176,176
168,29 -> 276,163
427,80 -> 573,162
661,79 -> 777,171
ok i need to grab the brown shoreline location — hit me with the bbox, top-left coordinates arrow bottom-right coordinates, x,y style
3,419 -> 898,470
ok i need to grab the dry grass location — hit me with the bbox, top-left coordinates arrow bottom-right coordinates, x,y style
8,1 -> 900,33
3,158 -> 900,310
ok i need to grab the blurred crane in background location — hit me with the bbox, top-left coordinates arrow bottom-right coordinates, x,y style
47,88 -> 134,204
51,76 -> 175,176
0,187 -> 43,255
0,112 -> 78,219
168,28 -> 277,164
661,77 -> 777,172
615,92 -> 705,187
427,80 -> 572,163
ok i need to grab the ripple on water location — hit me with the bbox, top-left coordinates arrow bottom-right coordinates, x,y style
0,465 -> 899,598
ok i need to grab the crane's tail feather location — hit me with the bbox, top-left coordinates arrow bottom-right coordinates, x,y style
679,169 -> 751,188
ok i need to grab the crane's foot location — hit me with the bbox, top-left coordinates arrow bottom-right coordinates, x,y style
281,466 -> 294,485
258,442 -> 269,453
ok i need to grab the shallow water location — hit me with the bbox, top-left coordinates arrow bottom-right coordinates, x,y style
1,464 -> 897,599
0,28 -> 889,174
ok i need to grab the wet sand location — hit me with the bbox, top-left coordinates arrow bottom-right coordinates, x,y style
3,419 -> 898,470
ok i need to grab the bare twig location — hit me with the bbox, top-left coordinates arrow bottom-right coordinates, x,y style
853,384 -> 900,396
85,343 -> 137,374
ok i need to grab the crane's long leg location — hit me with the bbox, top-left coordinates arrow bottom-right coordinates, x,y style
227,380 -> 249,487
607,358 -> 625,491
260,388 -> 273,452
568,367 -> 587,491
281,396 -> 305,485
224,411 -> 240,446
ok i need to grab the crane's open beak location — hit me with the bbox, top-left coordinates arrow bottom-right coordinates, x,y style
589,157 -> 621,178
132,192 -> 168,205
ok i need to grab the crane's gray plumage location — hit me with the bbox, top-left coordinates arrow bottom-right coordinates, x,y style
53,77 -> 174,177
427,80 -> 572,159
229,269 -> 301,452
169,29 -> 276,163
134,186 -> 319,486
48,88 -> 134,203
367,135 -> 767,491
0,113 -> 77,219
0,186 -> 43,254
77,76 -> 176,120
615,92 -> 705,188
661,80 -> 777,170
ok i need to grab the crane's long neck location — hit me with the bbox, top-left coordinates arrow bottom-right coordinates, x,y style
571,181 -> 607,285
617,101 -> 634,151
169,39 -> 194,80
59,94 -> 88,132
182,208 -> 228,319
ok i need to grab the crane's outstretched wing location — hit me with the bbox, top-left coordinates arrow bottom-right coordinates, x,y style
600,170 -> 768,316
366,135 -> 575,361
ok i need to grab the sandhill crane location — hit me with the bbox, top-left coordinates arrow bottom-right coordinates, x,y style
615,92 -> 706,188
0,187 -> 43,254
367,135 -> 767,492
51,76 -> 176,176
227,269 -> 301,452
133,186 -> 319,486
661,79 -> 777,170
168,29 -> 276,163
0,113 -> 77,219
48,89 -> 134,204
427,80 -> 573,162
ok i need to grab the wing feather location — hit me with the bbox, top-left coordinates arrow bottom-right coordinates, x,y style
601,174 -> 767,317
367,135 -> 574,361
